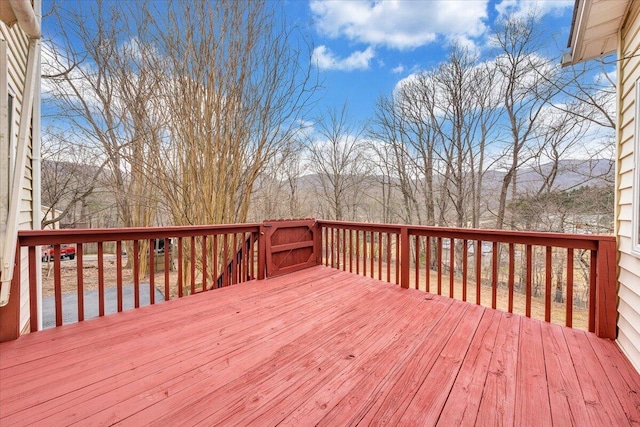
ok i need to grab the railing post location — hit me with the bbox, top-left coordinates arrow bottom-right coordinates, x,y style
0,245 -> 21,341
400,227 -> 410,289
596,239 -> 617,339
258,223 -> 266,280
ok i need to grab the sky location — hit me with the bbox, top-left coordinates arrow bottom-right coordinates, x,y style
279,0 -> 577,122
40,0 -> 585,132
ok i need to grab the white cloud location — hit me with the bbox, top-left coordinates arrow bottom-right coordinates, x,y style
447,35 -> 479,52
312,45 -> 375,71
310,0 -> 489,50
495,0 -> 573,20
391,64 -> 405,74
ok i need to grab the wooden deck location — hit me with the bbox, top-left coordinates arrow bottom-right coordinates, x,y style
1,265 -> 638,426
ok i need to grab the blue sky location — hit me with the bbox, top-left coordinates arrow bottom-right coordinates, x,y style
282,0 -> 576,122
41,0 -> 580,127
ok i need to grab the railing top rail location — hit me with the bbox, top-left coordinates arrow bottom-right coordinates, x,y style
316,220 -> 404,234
17,223 -> 262,246
317,220 -> 615,250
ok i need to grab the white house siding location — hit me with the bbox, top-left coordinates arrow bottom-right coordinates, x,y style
617,0 -> 640,372
0,19 -> 33,334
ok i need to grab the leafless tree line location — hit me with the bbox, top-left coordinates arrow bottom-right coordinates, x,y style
42,6 -> 614,238
43,0 -> 317,232
42,0 -> 318,278
252,14 -> 615,235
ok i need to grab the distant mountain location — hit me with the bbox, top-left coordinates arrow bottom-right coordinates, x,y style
483,158 -> 613,193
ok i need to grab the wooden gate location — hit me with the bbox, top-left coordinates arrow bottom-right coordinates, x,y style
263,219 -> 318,277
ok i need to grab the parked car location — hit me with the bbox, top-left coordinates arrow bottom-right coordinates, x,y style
41,244 -> 76,261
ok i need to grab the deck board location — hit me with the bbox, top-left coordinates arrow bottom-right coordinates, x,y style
1,265 -> 639,426
436,309 -> 501,426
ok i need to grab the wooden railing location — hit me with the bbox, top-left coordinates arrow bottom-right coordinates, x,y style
317,220 -> 617,339
9,224 -> 262,335
0,219 -> 618,341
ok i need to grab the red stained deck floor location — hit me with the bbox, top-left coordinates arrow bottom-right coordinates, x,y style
1,265 -> 639,426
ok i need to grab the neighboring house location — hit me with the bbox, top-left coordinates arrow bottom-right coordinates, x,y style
0,1 -> 41,339
565,0 -> 640,372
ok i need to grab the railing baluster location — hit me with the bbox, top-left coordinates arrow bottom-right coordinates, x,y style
400,227 -> 409,289
545,246 -> 552,323
190,235 -> 196,292
232,233 -> 237,285
202,235 -> 207,291
77,243 -> 85,321
241,233 -> 245,283
378,231 -> 383,280
426,236 -> 431,293
336,228 -> 340,270
344,229 -> 348,272
356,230 -> 360,274
386,232 -> 391,283
330,227 -> 335,268
250,233 -> 256,279
164,238 -> 170,299
370,231 -> 375,279
349,229 -> 353,273
244,233 -> 250,282
237,234 -> 242,284
415,235 -> 420,290
437,237 -> 442,295
492,242 -> 498,309
508,242 -> 515,313
395,233 -> 400,285
213,234 -> 218,289
54,244 -> 62,327
363,231 -> 367,277
222,234 -> 228,287
339,228 -> 342,269
566,247 -> 574,327
340,227 -> 344,272
526,244 -> 532,318
476,240 -> 481,305
149,239 -> 155,305
335,228 -> 340,270
322,227 -> 326,266
462,239 -> 468,302
325,227 -> 329,266
98,242 -> 105,316
117,241 -> 123,311
178,237 -> 184,296
449,237 -> 455,298
232,233 -> 238,285
28,247 -> 37,331
589,249 -> 597,333
133,240 -> 139,309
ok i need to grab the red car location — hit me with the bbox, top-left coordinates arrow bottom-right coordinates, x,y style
41,244 -> 76,261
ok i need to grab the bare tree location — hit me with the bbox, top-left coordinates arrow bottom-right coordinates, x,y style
39,127 -> 106,228
44,0 -> 317,282
307,103 -> 368,221
44,0 -> 160,232
492,13 -> 561,229
249,140 -> 309,221
144,0 -> 317,227
369,95 -> 422,224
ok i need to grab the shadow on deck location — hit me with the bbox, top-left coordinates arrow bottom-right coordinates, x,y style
1,265 -> 638,425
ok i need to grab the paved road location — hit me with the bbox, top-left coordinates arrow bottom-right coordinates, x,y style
42,285 -> 165,329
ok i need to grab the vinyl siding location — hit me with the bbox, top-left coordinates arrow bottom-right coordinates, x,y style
0,19 -> 33,334
617,0 -> 640,373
